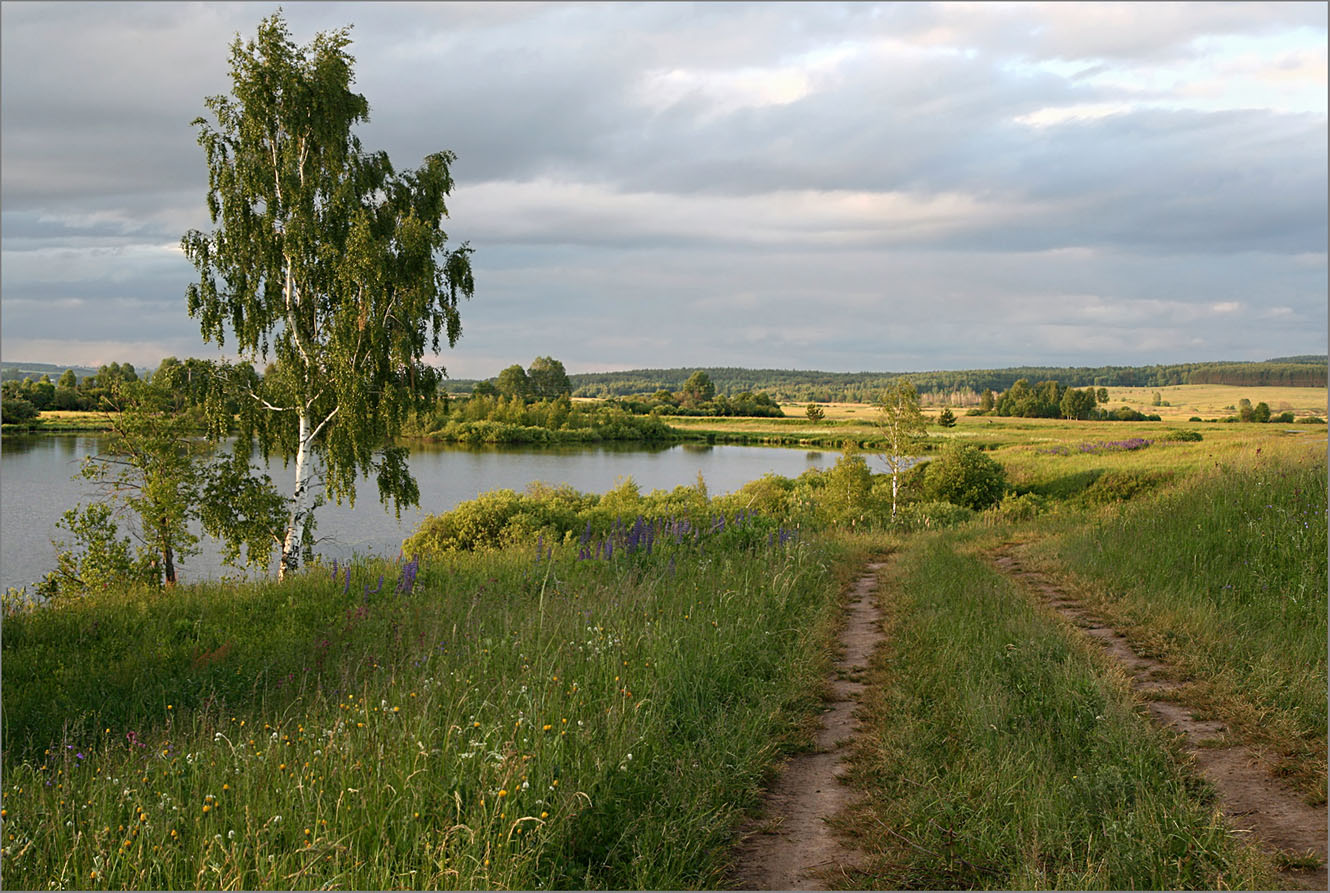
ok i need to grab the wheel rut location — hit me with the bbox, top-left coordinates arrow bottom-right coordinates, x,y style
728,562 -> 886,890
990,545 -> 1328,890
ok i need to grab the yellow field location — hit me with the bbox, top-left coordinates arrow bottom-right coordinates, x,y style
1094,384 -> 1327,420
785,383 -> 1326,423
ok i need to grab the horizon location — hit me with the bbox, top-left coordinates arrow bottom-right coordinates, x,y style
4,354 -> 1325,385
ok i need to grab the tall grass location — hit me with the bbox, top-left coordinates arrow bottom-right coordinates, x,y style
1029,446 -> 1328,794
844,537 -> 1274,890
2,527 -> 851,889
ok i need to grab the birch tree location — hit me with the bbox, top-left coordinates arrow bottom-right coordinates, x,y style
875,379 -> 928,520
182,13 -> 474,579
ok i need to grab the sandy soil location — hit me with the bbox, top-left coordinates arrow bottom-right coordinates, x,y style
727,563 -> 886,890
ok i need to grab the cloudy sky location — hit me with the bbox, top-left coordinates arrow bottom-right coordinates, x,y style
1,1 -> 1325,378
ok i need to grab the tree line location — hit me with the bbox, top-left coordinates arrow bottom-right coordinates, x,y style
556,358 -> 1327,404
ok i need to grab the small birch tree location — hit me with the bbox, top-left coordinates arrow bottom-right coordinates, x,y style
875,379 -> 928,520
182,13 -> 475,579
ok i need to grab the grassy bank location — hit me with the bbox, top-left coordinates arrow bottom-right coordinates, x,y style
1020,443 -> 1328,797
843,537 -> 1275,889
3,411 -> 1322,889
0,518 -> 866,890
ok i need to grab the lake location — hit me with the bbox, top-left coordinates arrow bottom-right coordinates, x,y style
0,435 -> 840,591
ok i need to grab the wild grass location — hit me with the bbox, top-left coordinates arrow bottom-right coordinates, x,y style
1023,442 -> 1328,797
1,527 -> 856,889
841,538 -> 1275,890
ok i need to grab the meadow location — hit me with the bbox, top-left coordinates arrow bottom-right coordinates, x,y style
2,405 -> 1324,889
2,515 -> 869,889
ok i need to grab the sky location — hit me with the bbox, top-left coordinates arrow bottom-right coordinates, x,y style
1,1 -> 1326,379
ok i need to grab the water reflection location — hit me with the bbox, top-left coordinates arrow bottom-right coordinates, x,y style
1,436 -> 836,591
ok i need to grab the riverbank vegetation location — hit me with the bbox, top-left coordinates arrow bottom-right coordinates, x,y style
2,408 -> 1324,889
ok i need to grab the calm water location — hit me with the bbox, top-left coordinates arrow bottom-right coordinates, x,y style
0,435 -> 837,591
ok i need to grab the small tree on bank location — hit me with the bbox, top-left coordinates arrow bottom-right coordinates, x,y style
182,13 -> 475,579
875,380 -> 928,519
805,403 -> 826,423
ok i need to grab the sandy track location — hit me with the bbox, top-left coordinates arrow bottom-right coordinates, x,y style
991,547 -> 1328,891
727,562 -> 886,890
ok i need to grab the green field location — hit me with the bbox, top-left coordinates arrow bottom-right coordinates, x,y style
2,413 -> 1324,889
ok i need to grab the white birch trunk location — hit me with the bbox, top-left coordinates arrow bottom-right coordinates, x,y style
279,411 -> 313,580
891,462 -> 899,519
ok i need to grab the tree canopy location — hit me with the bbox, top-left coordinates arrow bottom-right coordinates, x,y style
181,12 -> 475,578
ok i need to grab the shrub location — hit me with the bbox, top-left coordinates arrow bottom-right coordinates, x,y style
922,443 -> 1007,510
1082,470 -> 1162,505
1,395 -> 39,424
1162,429 -> 1203,442
804,403 -> 825,422
404,489 -> 526,553
993,491 -> 1049,522
892,500 -> 975,531
1297,416 -> 1325,425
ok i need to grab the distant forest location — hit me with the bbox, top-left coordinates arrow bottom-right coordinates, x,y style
6,356 -> 1326,407
531,358 -> 1327,404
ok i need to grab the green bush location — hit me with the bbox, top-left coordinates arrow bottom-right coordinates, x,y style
2,394 -> 40,424
1082,470 -> 1162,505
993,491 -> 1049,522
892,500 -> 975,531
922,443 -> 1007,510
1297,416 -> 1326,425
1162,429 -> 1203,442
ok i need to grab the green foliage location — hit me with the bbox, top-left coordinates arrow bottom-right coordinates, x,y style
1162,429 -> 1203,442
527,355 -> 571,399
855,540 -> 1271,889
496,364 -> 531,400
1047,455 -> 1327,789
875,379 -> 928,517
565,359 -> 1327,403
421,396 -> 677,444
922,443 -> 1007,510
1081,470 -> 1162,504
890,500 -> 975,531
1,530 -> 847,889
181,11 -> 475,577
45,381 -> 288,591
935,407 -> 957,428
680,370 -> 716,407
1059,387 -> 1098,419
804,403 -> 826,422
37,503 -> 156,598
993,491 -> 1050,522
1,393 -> 39,424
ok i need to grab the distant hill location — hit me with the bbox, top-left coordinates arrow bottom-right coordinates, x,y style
1265,355 -> 1327,364
0,361 -> 100,383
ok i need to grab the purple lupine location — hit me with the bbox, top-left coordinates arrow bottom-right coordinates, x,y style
395,556 -> 419,595
330,558 -> 339,582
343,567 -> 352,594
